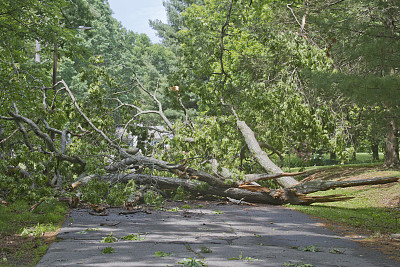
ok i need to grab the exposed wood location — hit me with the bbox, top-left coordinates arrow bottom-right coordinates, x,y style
239,184 -> 271,193
87,202 -> 106,213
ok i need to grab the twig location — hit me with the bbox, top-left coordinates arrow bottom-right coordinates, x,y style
29,199 -> 45,212
0,128 -> 19,144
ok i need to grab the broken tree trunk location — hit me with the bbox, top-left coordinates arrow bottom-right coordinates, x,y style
292,176 -> 400,194
72,171 -> 399,205
236,120 -> 298,188
72,173 -> 300,204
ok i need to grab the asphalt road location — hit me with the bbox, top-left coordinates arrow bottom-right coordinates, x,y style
36,202 -> 399,266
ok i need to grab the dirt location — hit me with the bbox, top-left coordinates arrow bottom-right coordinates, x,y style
0,226 -> 60,266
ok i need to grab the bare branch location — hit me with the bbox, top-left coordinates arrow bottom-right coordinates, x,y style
219,0 -> 233,78
58,80 -> 125,156
300,0 -> 309,36
0,128 -> 18,144
287,4 -> 302,28
133,77 -> 174,130
243,172 -> 306,184
8,103 -> 85,168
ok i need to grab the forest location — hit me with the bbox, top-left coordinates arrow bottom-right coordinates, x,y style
0,0 -> 399,207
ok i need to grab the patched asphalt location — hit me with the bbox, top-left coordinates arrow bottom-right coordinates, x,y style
36,202 -> 399,266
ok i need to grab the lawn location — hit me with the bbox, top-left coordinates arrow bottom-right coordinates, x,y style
290,166 -> 400,235
0,198 -> 68,266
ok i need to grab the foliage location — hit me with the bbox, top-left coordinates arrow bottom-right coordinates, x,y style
143,190 -> 164,207
0,199 -> 68,235
168,207 -> 181,212
77,228 -> 99,234
300,244 -> 320,253
101,247 -> 115,254
21,223 -> 59,238
80,179 -> 109,204
120,233 -> 145,241
0,0 -> 399,216
100,232 -> 118,243
228,252 -> 257,261
0,169 -> 54,202
178,257 -> 206,267
155,116 -> 247,182
199,246 -> 212,253
212,210 -> 223,215
329,249 -> 344,254
154,251 -> 174,257
173,186 -> 187,201
107,180 -> 136,206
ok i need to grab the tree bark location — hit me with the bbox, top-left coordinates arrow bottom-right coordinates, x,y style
72,173 -> 399,205
384,119 -> 399,168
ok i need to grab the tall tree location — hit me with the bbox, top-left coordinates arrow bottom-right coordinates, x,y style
297,0 -> 400,166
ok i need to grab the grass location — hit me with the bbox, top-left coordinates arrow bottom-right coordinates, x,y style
0,198 -> 68,266
289,167 -> 400,235
281,152 -> 384,173
0,198 -> 67,235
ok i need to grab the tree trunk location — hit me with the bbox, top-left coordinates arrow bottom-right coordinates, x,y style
72,173 -> 399,205
371,142 -> 379,161
384,119 -> 399,168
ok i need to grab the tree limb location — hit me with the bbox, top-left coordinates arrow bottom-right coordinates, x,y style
243,171 -> 306,184
236,119 -> 298,188
292,176 -> 400,194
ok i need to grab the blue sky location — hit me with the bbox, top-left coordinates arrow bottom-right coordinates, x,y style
108,0 -> 167,43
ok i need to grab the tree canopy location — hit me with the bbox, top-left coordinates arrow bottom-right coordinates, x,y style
0,0 -> 399,205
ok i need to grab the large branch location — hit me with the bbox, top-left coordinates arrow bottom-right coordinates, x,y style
104,154 -> 230,188
72,173 -> 299,205
236,120 -> 298,188
8,106 -> 85,168
243,171 -> 306,184
292,176 -> 400,194
59,80 -> 123,153
134,77 -> 174,130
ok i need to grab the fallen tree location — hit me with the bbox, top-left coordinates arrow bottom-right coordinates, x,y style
69,87 -> 399,205
3,80 -> 399,205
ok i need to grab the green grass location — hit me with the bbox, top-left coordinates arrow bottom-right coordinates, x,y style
289,177 -> 400,235
0,198 -> 68,266
280,152 -> 384,172
284,162 -> 384,174
0,198 -> 68,235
